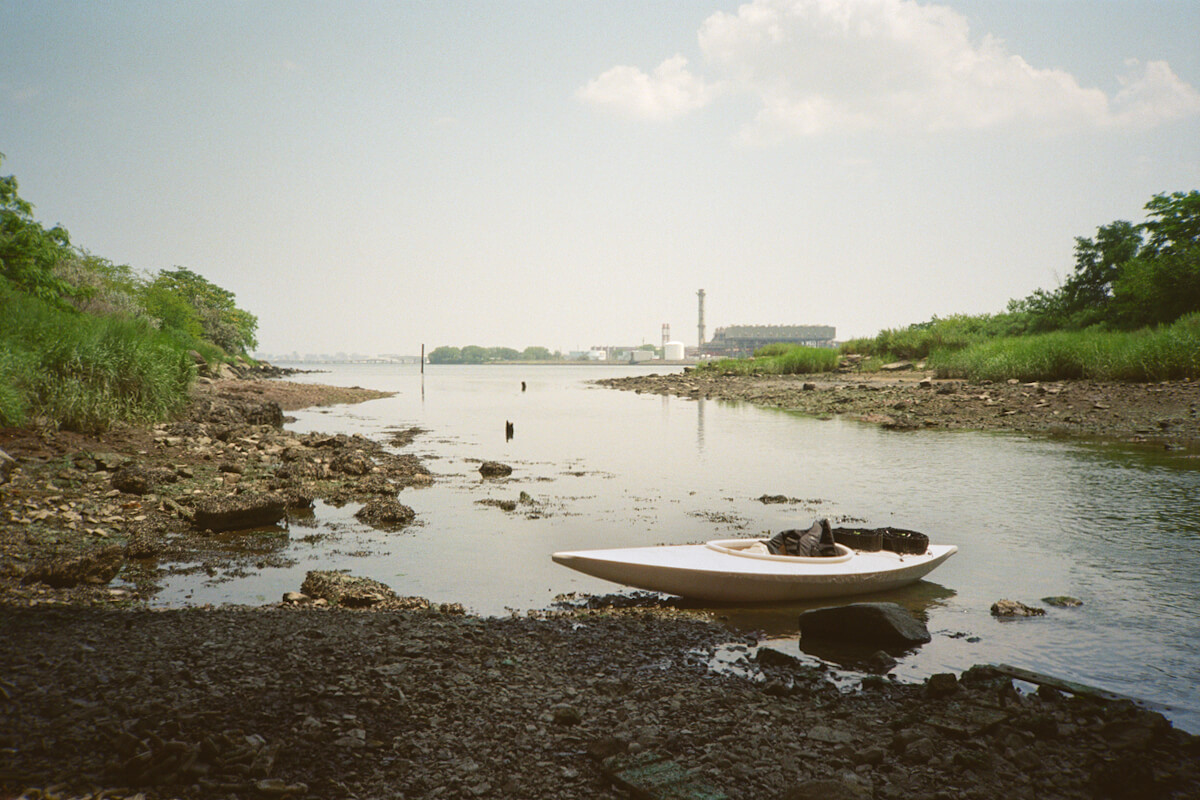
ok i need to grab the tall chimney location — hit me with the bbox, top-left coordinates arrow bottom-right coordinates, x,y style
662,323 -> 670,349
697,289 -> 706,346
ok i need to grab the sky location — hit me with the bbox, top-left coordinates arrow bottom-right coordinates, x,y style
2,0 -> 1198,356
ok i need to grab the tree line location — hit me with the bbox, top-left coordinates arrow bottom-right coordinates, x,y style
426,346 -> 559,364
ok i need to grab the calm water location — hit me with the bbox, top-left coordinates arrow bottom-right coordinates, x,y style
156,363 -> 1200,731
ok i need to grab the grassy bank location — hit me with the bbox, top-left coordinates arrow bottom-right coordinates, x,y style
0,282 -> 194,432
700,344 -> 840,375
927,313 -> 1200,382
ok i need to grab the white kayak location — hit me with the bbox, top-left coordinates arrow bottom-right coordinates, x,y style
552,539 -> 957,603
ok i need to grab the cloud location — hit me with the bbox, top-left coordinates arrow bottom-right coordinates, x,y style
578,0 -> 1200,139
576,54 -> 720,120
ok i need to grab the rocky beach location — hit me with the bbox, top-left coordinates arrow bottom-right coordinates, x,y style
2,371 -> 1199,799
596,368 -> 1200,452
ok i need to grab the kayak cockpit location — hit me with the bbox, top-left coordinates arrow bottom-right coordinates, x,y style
706,539 -> 854,564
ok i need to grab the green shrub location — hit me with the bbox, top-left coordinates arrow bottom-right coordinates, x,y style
928,315 -> 1200,382
0,282 -> 194,432
700,345 -> 838,376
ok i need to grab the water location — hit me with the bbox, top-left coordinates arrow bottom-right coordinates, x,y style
156,363 -> 1200,731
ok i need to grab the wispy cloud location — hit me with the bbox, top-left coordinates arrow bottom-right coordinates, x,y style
576,55 -> 721,121
578,0 -> 1200,140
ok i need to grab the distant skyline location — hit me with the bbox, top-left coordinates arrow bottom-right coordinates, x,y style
3,0 -> 1198,353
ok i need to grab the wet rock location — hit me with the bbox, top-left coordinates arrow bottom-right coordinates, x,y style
991,599 -> 1046,617
23,545 -> 125,588
111,464 -> 156,495
330,450 -> 373,476
479,461 -> 513,478
926,672 -> 959,698
757,494 -> 790,504
865,650 -> 897,674
193,493 -> 287,532
354,498 -> 416,529
798,602 -> 931,646
300,570 -> 398,607
1042,595 -> 1083,607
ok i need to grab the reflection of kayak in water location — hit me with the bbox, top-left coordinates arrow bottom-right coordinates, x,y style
552,537 -> 958,603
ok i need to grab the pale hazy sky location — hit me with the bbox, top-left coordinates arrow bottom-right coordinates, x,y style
3,1 -> 1198,355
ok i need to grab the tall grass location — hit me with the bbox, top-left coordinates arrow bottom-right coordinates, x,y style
700,345 -> 839,375
1,282 -> 194,432
839,312 -> 1032,362
928,313 -> 1200,382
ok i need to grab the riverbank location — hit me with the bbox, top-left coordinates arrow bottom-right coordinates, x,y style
597,370 -> 1200,451
2,377 -> 1199,799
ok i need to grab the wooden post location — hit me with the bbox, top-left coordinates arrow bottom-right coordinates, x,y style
420,344 -> 424,374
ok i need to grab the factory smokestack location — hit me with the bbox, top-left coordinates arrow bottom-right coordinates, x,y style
697,289 -> 706,347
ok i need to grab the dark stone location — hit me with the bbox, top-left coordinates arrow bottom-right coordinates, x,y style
479,461 -> 513,477
193,493 -> 287,532
865,650 -> 897,674
926,672 -> 959,698
111,464 -> 156,495
755,647 -> 803,669
354,498 -> 416,529
798,602 -> 931,646
991,599 -> 1046,617
23,545 -> 125,588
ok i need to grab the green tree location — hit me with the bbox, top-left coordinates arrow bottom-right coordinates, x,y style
488,347 -> 521,361
459,345 -> 488,363
0,154 -> 74,302
1141,190 -> 1200,257
1060,220 -> 1142,325
521,346 -> 553,360
1110,191 -> 1200,328
427,346 -> 461,364
142,267 -> 258,353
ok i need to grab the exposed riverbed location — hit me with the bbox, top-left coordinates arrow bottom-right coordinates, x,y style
2,364 -> 1199,798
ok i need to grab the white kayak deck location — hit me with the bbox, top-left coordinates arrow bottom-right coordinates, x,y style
552,539 -> 957,603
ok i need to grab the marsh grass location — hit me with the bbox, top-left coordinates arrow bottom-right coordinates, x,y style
1,282 -> 194,431
928,314 -> 1200,382
702,345 -> 839,375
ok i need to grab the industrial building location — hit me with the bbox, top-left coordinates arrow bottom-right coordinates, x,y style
702,324 -> 837,357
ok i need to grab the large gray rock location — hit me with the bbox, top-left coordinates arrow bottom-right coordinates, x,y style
479,461 -> 513,478
301,570 -> 399,608
798,602 -> 931,646
193,493 -> 287,532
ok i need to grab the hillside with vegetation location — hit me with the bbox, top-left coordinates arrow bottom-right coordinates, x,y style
703,191 -> 1200,382
1,156 -> 259,432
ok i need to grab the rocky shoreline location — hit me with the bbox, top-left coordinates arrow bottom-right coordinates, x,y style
1,375 -> 1199,799
596,369 -> 1200,451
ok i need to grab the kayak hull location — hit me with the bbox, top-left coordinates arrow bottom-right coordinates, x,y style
552,540 -> 957,603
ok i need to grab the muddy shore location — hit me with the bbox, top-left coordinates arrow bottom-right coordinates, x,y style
1,375 -> 1198,799
596,369 -> 1200,452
